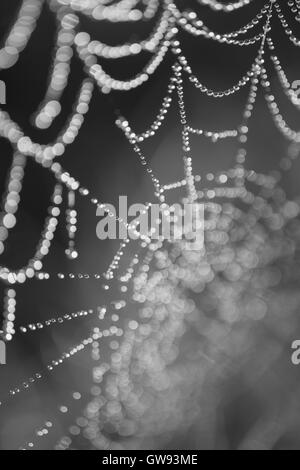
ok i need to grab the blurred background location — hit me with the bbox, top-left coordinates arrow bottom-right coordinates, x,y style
1,0 -> 300,450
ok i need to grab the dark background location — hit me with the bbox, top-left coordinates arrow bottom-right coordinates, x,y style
0,0 -> 300,450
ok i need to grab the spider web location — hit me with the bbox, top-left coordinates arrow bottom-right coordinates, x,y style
0,0 -> 300,450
